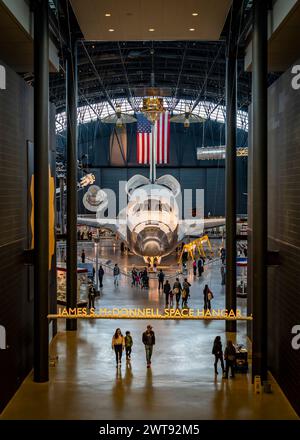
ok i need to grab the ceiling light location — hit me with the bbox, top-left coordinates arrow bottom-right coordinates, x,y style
108,29 -> 115,32
189,28 -> 195,31
149,28 -> 155,32
192,13 -> 198,16
105,13 -> 111,17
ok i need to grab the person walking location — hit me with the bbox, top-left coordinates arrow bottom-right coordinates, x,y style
125,331 -> 133,361
88,283 -> 96,309
98,265 -> 104,288
207,287 -> 214,310
131,267 -> 137,286
112,328 -> 125,368
182,278 -> 191,307
224,340 -> 236,379
221,265 -> 225,285
113,263 -> 120,286
220,247 -> 226,265
163,280 -> 171,307
193,260 -> 197,276
203,284 -> 213,310
81,249 -> 86,263
158,269 -> 165,291
212,336 -> 225,375
197,258 -> 203,277
142,325 -> 156,368
173,278 -> 182,308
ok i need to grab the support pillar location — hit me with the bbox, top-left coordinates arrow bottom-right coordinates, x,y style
252,0 -> 268,381
66,42 -> 78,331
225,4 -> 238,333
59,176 -> 65,234
33,0 -> 49,382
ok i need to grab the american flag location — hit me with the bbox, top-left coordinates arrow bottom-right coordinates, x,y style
136,111 -> 170,164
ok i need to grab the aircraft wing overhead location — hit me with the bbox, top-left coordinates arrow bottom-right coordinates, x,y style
178,217 -> 225,241
77,216 -> 118,233
203,218 -> 225,229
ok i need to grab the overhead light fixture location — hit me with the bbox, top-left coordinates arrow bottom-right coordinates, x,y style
149,28 -> 155,32
189,28 -> 195,31
192,12 -> 198,16
108,29 -> 115,32
105,13 -> 111,17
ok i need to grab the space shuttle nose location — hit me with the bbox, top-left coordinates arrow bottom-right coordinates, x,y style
142,241 -> 161,257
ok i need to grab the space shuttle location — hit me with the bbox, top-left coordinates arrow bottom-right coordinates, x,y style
78,149 -> 225,261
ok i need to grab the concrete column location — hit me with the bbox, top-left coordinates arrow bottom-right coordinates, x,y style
252,0 -> 268,381
66,42 -> 78,331
33,0 -> 49,382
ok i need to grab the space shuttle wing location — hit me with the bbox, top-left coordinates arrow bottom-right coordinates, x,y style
77,216 -> 118,233
203,218 -> 225,229
178,217 -> 225,241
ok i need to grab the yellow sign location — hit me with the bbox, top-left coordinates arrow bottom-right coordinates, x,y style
48,307 -> 252,321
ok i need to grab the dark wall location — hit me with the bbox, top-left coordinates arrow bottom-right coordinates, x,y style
248,60 -> 300,416
0,60 -> 56,413
0,60 -> 34,413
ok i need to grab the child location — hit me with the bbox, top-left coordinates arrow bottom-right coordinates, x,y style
125,331 -> 133,360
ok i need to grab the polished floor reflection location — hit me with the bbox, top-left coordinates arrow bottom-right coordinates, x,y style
1,243 -> 298,419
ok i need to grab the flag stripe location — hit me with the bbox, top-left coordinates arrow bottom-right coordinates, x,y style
137,111 -> 170,165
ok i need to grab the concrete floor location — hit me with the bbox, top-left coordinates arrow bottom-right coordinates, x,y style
1,242 -> 298,420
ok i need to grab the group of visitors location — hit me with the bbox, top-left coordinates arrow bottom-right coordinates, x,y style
162,278 -> 192,308
131,267 -> 149,289
192,258 -> 205,277
78,230 -> 93,241
212,336 -> 237,379
111,325 -> 155,368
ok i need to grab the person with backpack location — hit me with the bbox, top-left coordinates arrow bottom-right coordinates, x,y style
182,278 -> 191,307
224,340 -> 236,379
125,331 -> 133,361
212,336 -> 225,375
203,284 -> 213,310
173,278 -> 182,308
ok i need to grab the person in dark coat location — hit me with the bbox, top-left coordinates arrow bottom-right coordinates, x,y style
173,278 -> 182,308
163,280 -> 171,307
182,278 -> 191,307
142,325 -> 156,367
212,336 -> 225,375
224,340 -> 236,379
81,249 -> 86,263
98,265 -> 104,288
203,284 -> 213,310
197,258 -> 203,277
88,283 -> 96,309
158,269 -> 165,290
